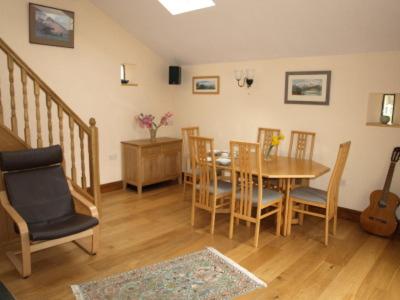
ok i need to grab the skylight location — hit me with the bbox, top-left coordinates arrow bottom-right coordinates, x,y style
158,0 -> 215,15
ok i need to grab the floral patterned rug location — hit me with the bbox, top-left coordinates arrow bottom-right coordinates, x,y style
71,247 -> 266,300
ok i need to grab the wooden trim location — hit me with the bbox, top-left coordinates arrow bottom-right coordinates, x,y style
100,181 -> 123,193
338,206 -> 361,222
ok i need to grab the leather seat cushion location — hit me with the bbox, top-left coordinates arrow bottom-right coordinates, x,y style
28,213 -> 98,241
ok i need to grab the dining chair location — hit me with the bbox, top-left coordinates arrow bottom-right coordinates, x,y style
229,141 -> 283,248
257,127 -> 281,190
287,130 -> 317,220
257,127 -> 281,158
288,130 -> 316,160
181,126 -> 200,195
287,141 -> 351,245
189,136 -> 232,234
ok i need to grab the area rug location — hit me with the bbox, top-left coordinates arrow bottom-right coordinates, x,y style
71,247 -> 266,300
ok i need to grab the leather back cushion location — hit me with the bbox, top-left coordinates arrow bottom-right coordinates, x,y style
0,145 -> 63,172
4,165 -> 74,224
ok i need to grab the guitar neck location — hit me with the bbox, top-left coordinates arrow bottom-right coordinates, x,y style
382,162 -> 396,201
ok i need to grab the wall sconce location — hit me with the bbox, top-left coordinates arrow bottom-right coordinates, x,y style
234,69 -> 255,88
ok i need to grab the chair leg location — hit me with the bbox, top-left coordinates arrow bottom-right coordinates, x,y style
210,203 -> 216,234
324,217 -> 329,246
333,209 -> 338,235
276,202 -> 282,236
229,198 -> 235,239
299,204 -> 305,225
21,232 -> 31,278
254,220 -> 260,248
91,226 -> 100,254
287,199 -> 293,236
191,190 -> 196,227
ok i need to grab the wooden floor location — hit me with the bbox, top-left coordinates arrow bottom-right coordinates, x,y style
1,183 -> 399,299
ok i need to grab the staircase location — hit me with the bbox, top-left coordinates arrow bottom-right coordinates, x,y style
0,38 -> 101,242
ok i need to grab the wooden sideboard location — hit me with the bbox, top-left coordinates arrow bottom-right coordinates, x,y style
121,137 -> 182,196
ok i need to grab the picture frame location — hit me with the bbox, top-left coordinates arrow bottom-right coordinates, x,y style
29,3 -> 75,48
284,71 -> 331,105
192,76 -> 220,95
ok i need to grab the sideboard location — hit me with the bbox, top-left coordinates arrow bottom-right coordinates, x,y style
121,137 -> 182,196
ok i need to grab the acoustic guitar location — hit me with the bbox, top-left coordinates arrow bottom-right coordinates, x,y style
360,147 -> 400,237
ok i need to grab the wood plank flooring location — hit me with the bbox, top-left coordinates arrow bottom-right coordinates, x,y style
0,183 -> 399,299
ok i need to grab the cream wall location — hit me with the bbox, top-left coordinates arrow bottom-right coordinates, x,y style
0,0 -> 175,184
173,52 -> 400,211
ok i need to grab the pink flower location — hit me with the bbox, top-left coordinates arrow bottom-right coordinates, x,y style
136,112 -> 173,129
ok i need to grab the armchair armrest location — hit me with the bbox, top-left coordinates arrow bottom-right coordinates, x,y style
0,191 -> 28,235
67,181 -> 99,219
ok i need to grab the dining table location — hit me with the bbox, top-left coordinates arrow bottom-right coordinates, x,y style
214,153 -> 330,236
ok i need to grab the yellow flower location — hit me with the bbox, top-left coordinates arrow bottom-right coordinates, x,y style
278,134 -> 285,140
271,136 -> 279,146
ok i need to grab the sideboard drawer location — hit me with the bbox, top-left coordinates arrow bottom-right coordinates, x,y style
142,146 -> 162,156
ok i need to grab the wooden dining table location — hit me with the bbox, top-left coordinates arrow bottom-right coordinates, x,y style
216,155 -> 330,236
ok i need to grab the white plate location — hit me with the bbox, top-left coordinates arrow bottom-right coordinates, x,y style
216,158 -> 231,165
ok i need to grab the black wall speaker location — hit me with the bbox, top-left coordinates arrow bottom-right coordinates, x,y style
169,66 -> 181,85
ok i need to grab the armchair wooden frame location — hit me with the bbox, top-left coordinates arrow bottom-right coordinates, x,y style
287,141 -> 351,245
229,141 -> 283,247
0,180 -> 99,278
181,126 -> 200,195
189,136 -> 231,234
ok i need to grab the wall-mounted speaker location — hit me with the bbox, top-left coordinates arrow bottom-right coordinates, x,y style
169,66 -> 181,85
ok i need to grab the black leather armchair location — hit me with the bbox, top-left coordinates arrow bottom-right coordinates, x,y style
0,145 -> 99,278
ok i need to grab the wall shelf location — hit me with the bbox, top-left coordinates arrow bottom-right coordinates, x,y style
121,83 -> 138,87
366,122 -> 400,128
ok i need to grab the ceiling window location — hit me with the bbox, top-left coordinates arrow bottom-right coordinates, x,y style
158,0 -> 215,15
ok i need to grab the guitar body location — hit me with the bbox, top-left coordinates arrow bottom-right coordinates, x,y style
360,190 -> 400,237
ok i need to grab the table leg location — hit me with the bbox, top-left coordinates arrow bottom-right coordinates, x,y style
283,178 -> 292,236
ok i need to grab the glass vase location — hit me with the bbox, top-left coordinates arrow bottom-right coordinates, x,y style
149,128 -> 158,141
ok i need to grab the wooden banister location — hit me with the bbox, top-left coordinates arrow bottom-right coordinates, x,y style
0,38 -> 90,134
0,37 -> 100,213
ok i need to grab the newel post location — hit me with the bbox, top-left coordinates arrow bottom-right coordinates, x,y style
88,118 -> 101,215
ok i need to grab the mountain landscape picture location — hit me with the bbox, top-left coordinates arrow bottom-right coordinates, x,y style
291,79 -> 323,96
29,4 -> 74,48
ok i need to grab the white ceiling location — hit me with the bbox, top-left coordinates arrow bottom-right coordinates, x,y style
91,0 -> 400,65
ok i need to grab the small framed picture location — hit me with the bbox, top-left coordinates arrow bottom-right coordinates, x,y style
29,3 -> 75,48
192,76 -> 220,95
284,71 -> 331,105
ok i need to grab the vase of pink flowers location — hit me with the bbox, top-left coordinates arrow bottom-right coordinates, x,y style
136,112 -> 173,141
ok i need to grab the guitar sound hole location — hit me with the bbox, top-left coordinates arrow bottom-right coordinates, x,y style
368,216 -> 387,224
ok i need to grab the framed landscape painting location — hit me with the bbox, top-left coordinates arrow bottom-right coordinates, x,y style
29,3 -> 75,48
284,71 -> 331,105
192,76 -> 220,94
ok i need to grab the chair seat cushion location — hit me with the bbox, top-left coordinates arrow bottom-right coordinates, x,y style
28,213 -> 98,241
290,187 -> 327,203
237,188 -> 282,206
196,181 -> 232,195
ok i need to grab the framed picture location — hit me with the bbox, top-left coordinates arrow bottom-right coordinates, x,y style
192,76 -> 220,95
284,71 -> 331,105
29,3 -> 75,48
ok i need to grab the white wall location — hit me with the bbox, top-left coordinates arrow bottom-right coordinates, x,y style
173,52 -> 400,211
0,0 -> 175,184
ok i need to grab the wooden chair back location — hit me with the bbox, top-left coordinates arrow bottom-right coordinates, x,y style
189,136 -> 217,208
257,128 -> 281,157
181,127 -> 200,172
288,130 -> 316,160
230,141 -> 263,218
326,141 -> 351,217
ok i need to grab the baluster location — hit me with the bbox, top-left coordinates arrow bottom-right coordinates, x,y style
69,115 -> 77,183
46,94 -> 53,145
21,69 -> 31,146
58,104 -> 65,169
7,56 -> 18,135
79,127 -> 87,189
34,81 -> 43,147
0,73 -> 3,125
88,118 -> 101,210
